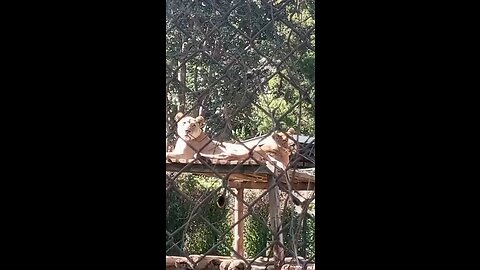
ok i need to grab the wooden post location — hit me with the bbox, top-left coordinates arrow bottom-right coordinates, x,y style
268,174 -> 284,269
233,187 -> 245,258
302,216 -> 308,257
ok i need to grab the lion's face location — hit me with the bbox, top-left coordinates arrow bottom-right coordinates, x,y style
272,128 -> 296,154
175,113 -> 205,141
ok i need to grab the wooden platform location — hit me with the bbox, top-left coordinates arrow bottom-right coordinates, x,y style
166,159 -> 315,191
166,158 -> 315,266
166,255 -> 315,270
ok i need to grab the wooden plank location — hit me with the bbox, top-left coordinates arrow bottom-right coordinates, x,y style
166,255 -> 316,270
166,163 -> 272,174
166,158 -> 259,165
166,158 -> 313,168
228,173 -> 268,182
268,174 -> 284,270
228,180 -> 315,190
194,172 -> 268,183
287,171 -> 315,183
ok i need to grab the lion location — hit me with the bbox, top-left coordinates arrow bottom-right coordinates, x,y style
166,112 -> 296,170
198,127 -> 296,171
167,111 -> 302,205
253,127 -> 296,170
166,112 -> 222,160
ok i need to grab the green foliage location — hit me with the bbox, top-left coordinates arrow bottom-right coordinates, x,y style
298,51 -> 315,84
244,192 -> 271,258
305,216 -> 315,261
166,0 -> 316,140
166,0 -> 316,260
166,176 -> 315,260
249,91 -> 315,136
281,202 -> 315,261
243,191 -> 315,260
166,174 -> 233,256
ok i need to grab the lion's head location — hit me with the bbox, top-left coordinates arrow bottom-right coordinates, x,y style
272,128 -> 296,154
174,112 -> 205,141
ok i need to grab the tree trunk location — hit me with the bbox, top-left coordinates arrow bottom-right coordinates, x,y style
177,39 -> 186,113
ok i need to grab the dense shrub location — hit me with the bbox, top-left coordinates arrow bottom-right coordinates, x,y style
243,190 -> 315,261
166,174 -> 233,255
244,191 -> 271,258
166,175 -> 315,261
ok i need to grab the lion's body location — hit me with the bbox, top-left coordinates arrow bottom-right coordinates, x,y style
166,112 -> 296,170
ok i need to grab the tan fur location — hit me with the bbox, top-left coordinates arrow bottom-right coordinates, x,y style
174,258 -> 193,270
188,256 -> 221,270
252,128 -> 296,170
166,112 -> 296,170
281,265 -> 303,270
203,258 -> 221,270
197,129 -> 296,170
227,259 -> 246,270
166,112 -> 223,160
219,260 -> 231,270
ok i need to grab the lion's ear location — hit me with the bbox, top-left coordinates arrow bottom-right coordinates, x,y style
195,116 -> 205,128
174,112 -> 184,122
287,128 -> 295,135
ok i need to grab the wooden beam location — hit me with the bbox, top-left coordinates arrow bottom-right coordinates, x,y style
166,163 -> 272,174
199,173 -> 268,182
232,188 -> 245,258
228,180 -> 315,191
268,174 -> 284,269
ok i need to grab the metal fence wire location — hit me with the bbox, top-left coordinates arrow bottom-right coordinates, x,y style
166,0 -> 315,269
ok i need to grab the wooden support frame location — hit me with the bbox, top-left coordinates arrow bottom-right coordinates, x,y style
166,160 -> 314,266
268,174 -> 285,269
232,187 -> 245,258
228,180 -> 315,191
166,162 -> 272,174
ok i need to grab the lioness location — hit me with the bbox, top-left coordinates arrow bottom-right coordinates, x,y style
198,127 -> 296,171
167,112 -> 302,205
166,112 -> 296,170
166,112 -> 222,160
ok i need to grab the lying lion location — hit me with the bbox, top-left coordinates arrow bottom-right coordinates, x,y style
166,112 -> 296,170
198,127 -> 296,171
167,111 -> 302,205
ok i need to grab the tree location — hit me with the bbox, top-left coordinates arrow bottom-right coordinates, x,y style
166,0 -> 316,260
166,0 -> 315,141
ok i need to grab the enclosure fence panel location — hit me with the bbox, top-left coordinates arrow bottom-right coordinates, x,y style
166,0 -> 315,269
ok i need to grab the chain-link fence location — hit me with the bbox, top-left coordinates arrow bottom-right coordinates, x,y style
166,0 -> 315,269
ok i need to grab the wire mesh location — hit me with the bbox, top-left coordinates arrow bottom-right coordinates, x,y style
166,0 -> 315,269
